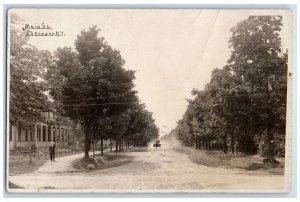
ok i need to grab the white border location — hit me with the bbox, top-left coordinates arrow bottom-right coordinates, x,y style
0,0 -> 299,201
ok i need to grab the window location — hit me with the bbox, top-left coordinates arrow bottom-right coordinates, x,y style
56,129 -> 60,142
42,125 -> 46,141
9,126 -> 12,142
30,131 -> 33,141
53,128 -> 56,142
37,125 -> 41,141
48,125 -> 51,142
48,125 -> 51,141
25,130 -> 28,141
66,129 -> 68,143
18,126 -> 22,142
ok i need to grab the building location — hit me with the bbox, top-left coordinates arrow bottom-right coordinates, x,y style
9,112 -> 76,151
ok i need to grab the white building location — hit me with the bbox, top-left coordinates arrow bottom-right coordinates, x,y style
9,112 -> 74,151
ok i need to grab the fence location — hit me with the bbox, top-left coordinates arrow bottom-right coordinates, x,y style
9,146 -> 84,165
9,142 -> 131,165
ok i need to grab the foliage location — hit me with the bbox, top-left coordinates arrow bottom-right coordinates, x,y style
47,26 -> 159,157
174,16 -> 287,161
9,14 -> 51,129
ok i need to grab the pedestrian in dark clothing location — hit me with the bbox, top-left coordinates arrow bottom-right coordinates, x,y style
49,142 -> 56,161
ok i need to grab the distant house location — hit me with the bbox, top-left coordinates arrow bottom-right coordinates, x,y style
9,112 -> 77,151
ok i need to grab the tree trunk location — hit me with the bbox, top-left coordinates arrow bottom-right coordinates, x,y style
201,137 -> 203,149
223,134 -> 227,154
115,139 -> 118,156
110,138 -> 112,152
264,128 -> 276,163
118,139 -> 121,151
100,138 -> 104,155
84,133 -> 90,159
92,139 -> 95,158
231,127 -> 235,154
244,130 -> 247,154
199,138 -> 201,149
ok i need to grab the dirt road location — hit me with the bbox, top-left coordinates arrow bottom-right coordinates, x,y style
8,137 -> 287,193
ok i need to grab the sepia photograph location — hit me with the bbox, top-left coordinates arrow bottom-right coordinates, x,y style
6,8 -> 292,193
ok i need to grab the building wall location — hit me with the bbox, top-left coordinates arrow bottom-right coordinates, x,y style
9,124 -> 72,151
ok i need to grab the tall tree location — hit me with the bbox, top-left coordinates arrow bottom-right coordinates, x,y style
228,16 -> 287,162
9,14 -> 51,128
51,26 -> 136,158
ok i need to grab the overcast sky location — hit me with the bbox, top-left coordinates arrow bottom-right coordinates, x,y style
10,9 -> 291,136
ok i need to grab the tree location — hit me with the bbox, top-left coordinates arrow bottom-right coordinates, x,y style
228,16 -> 287,162
50,26 -> 136,159
174,16 -> 287,161
125,103 -> 159,146
9,14 -> 51,129
176,114 -> 193,147
207,67 -> 254,154
108,112 -> 130,153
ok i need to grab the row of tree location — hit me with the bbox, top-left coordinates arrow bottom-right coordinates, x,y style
173,16 -> 287,163
9,15 -> 159,159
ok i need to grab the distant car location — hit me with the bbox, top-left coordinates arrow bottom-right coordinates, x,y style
153,140 -> 161,148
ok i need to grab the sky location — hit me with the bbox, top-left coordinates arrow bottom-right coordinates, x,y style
10,9 -> 291,136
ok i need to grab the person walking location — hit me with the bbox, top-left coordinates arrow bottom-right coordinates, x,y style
49,142 -> 56,162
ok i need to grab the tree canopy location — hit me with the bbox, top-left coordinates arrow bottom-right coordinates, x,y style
9,14 -> 51,129
47,26 -> 159,158
174,16 -> 287,162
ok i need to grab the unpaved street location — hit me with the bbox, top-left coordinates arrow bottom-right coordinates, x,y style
8,137 -> 286,193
